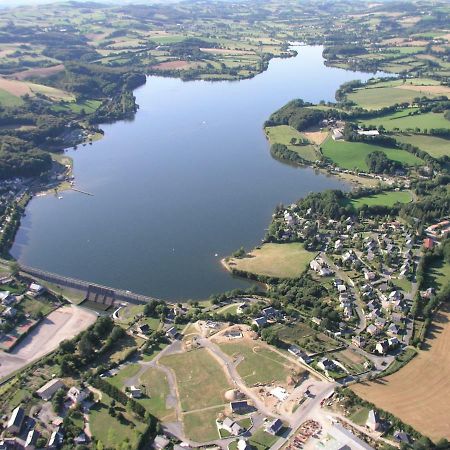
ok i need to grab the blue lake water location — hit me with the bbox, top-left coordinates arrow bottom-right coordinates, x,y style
12,46 -> 387,300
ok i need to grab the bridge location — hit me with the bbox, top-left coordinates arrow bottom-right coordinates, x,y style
18,264 -> 163,306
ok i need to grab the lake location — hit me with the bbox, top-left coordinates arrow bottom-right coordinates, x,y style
12,46 -> 386,300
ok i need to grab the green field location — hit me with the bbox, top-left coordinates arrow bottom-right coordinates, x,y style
395,134 -> 450,158
160,348 -> 230,411
108,363 -> 141,389
182,406 -> 224,442
89,393 -> 145,448
228,243 -> 315,279
219,340 -> 293,385
348,80 -> 450,109
19,297 -> 55,318
265,125 -> 318,162
138,366 -> 175,420
0,88 -> 24,106
349,406 -> 370,425
52,99 -> 102,114
322,137 -> 424,171
349,190 -> 412,208
360,111 -> 450,132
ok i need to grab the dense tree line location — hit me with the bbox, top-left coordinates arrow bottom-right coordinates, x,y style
365,150 -> 404,174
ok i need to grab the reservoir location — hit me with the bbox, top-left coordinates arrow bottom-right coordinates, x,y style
12,46 -> 385,300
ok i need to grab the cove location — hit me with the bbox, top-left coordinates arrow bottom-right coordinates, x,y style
11,46 -> 387,300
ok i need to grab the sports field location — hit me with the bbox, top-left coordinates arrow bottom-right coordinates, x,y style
353,305 -> 450,441
160,347 -> 231,411
219,339 -> 294,385
322,137 -> 424,171
360,111 -> 450,132
349,190 -> 412,208
265,125 -> 318,162
227,243 -> 315,279
395,134 -> 450,158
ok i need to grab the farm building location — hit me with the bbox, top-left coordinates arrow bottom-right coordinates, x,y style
36,378 -> 65,401
6,406 -> 25,434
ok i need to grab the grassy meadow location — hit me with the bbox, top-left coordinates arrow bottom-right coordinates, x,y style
349,190 -> 413,208
227,243 -> 315,279
395,134 -> 450,158
322,137 -> 424,171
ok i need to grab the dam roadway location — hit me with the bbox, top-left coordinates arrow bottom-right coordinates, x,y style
18,263 -> 162,306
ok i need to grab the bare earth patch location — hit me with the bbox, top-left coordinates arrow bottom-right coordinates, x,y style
0,305 -> 97,379
352,305 -> 450,441
395,84 -> 450,95
303,130 -> 328,145
153,60 -> 191,70
12,64 -> 65,81
0,77 -> 32,96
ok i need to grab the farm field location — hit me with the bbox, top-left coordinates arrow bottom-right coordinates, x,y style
160,347 -> 231,412
0,88 -> 24,106
265,125 -> 318,161
348,190 -> 412,208
425,259 -> 450,291
218,339 -> 295,385
360,111 -> 450,132
394,134 -> 450,158
227,243 -> 316,279
352,305 -> 450,441
322,137 -> 424,171
348,80 -> 450,109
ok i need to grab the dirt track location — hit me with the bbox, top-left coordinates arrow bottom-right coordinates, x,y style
0,305 -> 97,379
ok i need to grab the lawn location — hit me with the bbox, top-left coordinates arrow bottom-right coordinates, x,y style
138,366 -> 175,421
160,348 -> 231,411
108,363 -> 141,389
248,427 -> 280,450
265,125 -> 318,162
227,243 -> 316,279
89,393 -> 146,448
349,190 -> 412,208
360,111 -> 450,132
349,406 -> 370,425
219,340 -> 294,385
395,134 -> 450,158
19,297 -> 55,318
322,137 -> 424,171
182,406 -> 224,443
273,322 -> 315,343
52,99 -> 102,114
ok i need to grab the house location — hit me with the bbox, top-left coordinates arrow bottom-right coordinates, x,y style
36,378 -> 65,401
67,386 -> 88,405
335,239 -> 343,251
252,316 -> 267,328
310,259 -> 322,272
332,128 -> 344,140
153,435 -> 170,450
237,439 -> 251,450
262,306 -> 279,318
6,406 -> 25,434
74,433 -> 88,446
48,428 -> 64,449
165,326 -> 180,340
222,417 -> 242,436
352,336 -> 365,348
318,358 -> 337,372
337,284 -> 347,293
24,430 -> 39,450
357,129 -> 379,136
376,340 -> 389,355
388,337 -> 400,348
225,330 -> 243,340
236,303 -> 248,314
29,283 -> 45,295
270,386 -> 288,402
0,291 -> 12,304
423,238 -> 434,250
366,324 -> 379,336
2,307 -> 17,318
265,418 -> 283,436
288,345 -> 312,364
393,431 -> 411,444
364,271 -> 376,281
366,410 -> 382,431
129,386 -> 142,399
387,323 -> 399,336
230,400 -> 251,414
137,324 -> 151,335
